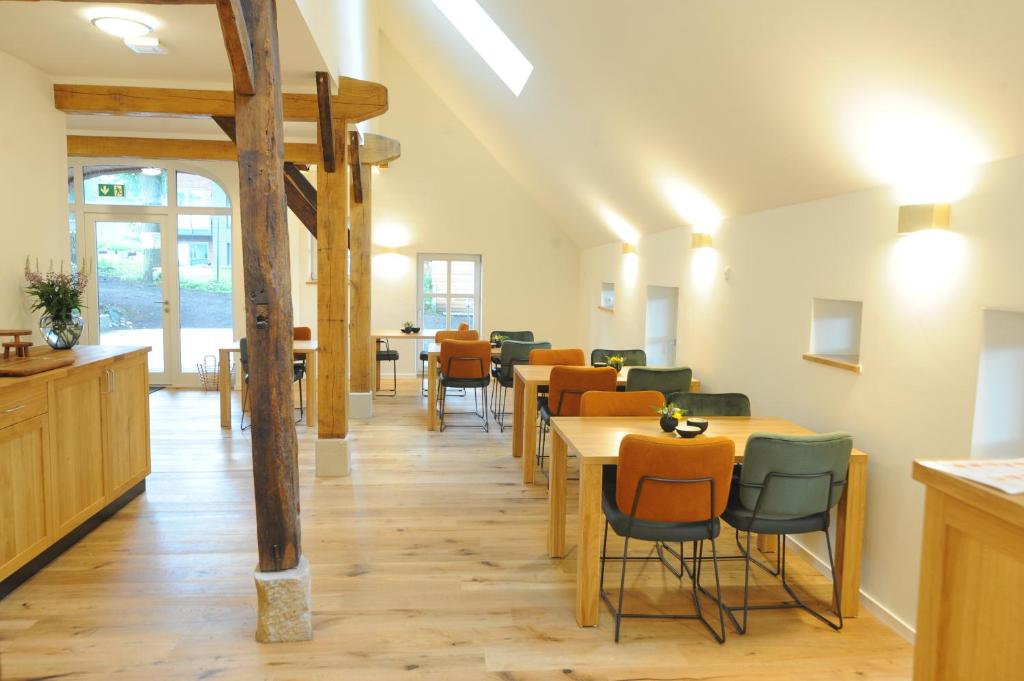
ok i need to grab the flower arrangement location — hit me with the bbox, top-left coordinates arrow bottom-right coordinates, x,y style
402,321 -> 415,331
24,258 -> 88,349
491,333 -> 509,346
655,403 -> 687,420
606,354 -> 625,371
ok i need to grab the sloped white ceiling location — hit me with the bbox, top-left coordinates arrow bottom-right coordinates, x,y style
379,0 -> 1024,246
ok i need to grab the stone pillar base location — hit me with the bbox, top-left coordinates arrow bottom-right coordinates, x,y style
315,437 -> 350,477
254,556 -> 312,643
350,392 -> 373,419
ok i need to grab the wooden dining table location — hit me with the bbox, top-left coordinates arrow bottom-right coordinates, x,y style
218,340 -> 317,429
544,415 -> 868,627
512,365 -> 702,483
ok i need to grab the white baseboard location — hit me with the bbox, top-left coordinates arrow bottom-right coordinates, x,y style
785,537 -> 916,643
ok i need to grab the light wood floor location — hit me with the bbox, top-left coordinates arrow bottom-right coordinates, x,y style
0,380 -> 913,680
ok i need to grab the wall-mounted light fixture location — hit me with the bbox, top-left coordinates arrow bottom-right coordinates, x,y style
621,243 -> 637,255
898,203 -> 951,234
691,233 -> 713,249
378,245 -> 400,255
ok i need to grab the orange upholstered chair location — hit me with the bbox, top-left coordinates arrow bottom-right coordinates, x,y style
601,434 -> 735,643
437,339 -> 492,431
528,347 -> 585,366
457,322 -> 470,331
536,366 -> 617,467
580,390 -> 664,417
420,329 -> 480,395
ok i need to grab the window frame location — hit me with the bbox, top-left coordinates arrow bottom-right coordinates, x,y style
415,253 -> 483,332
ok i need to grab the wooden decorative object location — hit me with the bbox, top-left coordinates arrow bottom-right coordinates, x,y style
0,330 -> 33,359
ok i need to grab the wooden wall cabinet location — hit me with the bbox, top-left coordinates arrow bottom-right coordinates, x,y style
0,347 -> 151,589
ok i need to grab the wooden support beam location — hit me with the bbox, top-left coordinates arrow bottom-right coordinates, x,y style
232,0 -> 301,573
349,163 -> 372,394
315,72 -> 336,173
54,77 -> 388,123
66,134 -> 320,164
15,1 -> 214,4
349,131 -> 363,204
359,133 -> 402,166
213,116 -> 318,237
215,0 -> 255,96
316,124 -> 349,440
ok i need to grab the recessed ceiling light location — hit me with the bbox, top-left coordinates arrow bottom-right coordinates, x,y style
91,16 -> 152,39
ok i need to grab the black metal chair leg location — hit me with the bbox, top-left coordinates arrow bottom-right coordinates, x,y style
615,536 -> 630,643
240,384 -> 251,431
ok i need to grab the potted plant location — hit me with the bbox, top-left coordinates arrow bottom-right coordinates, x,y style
401,321 -> 420,334
606,354 -> 625,371
655,402 -> 687,432
491,333 -> 508,347
24,258 -> 88,350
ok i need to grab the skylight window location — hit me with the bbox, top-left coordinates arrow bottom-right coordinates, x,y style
431,0 -> 533,96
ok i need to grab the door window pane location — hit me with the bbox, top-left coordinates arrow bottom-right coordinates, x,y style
176,171 -> 230,208
450,297 -> 475,330
96,220 -> 164,373
422,260 -> 448,294
67,167 -> 74,204
450,260 -> 476,295
69,213 -> 77,271
84,166 -> 168,206
421,295 -> 448,330
177,215 -> 232,374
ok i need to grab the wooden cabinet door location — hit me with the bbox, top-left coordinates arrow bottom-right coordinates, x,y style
103,357 -> 151,498
0,415 -> 52,580
51,367 -> 106,535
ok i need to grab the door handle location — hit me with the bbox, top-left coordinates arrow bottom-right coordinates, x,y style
152,300 -> 170,312
2,405 -> 26,414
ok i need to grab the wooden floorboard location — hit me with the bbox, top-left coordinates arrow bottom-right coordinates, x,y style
0,380 -> 913,680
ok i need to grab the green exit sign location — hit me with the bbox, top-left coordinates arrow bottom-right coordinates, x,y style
98,183 -> 125,198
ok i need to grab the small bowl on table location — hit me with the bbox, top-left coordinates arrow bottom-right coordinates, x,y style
675,424 -> 702,439
401,327 -> 421,334
686,417 -> 709,434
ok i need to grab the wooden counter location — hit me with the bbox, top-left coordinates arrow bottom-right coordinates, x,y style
912,460 -> 1024,680
0,345 -> 151,597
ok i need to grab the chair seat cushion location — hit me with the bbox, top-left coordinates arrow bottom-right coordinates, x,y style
377,350 -> 400,361
441,376 -> 489,389
419,350 -> 429,361
292,366 -> 305,381
537,395 -> 548,412
539,403 -> 552,423
602,469 -> 720,542
721,505 -> 827,535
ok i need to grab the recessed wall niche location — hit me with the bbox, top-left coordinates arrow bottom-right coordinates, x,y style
971,309 -> 1024,459
803,298 -> 863,373
599,282 -> 615,311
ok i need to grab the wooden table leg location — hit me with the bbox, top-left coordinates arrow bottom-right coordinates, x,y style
306,349 -> 317,427
522,383 -> 538,484
512,371 -> 524,458
548,428 -> 568,558
757,535 -> 779,553
576,461 -> 602,626
219,348 -> 232,429
834,455 -> 867,617
427,351 -> 438,431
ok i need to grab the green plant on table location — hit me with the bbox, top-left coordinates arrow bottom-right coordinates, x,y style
606,354 -> 625,370
24,258 -> 88,325
655,403 -> 687,420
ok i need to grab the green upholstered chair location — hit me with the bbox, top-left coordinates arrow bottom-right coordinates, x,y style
490,330 -> 534,344
722,432 -> 852,633
591,348 -> 647,367
624,367 -> 693,399
239,337 -> 305,431
670,392 -> 751,417
490,340 -> 550,431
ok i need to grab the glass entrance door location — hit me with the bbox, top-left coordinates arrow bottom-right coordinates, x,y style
91,217 -> 175,383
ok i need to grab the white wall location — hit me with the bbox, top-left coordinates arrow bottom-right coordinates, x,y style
0,49 -> 70,342
361,33 -> 581,375
580,153 -> 1024,634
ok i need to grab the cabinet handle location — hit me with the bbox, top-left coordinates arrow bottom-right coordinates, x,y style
2,404 -> 25,414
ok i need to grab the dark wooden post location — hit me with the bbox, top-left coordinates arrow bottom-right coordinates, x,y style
233,0 -> 301,573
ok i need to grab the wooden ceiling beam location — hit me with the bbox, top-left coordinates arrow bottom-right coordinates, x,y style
359,133 -> 401,166
13,0 -> 215,4
315,72 -> 336,173
349,131 -> 363,205
54,76 -> 388,123
66,134 -> 319,164
214,0 -> 255,96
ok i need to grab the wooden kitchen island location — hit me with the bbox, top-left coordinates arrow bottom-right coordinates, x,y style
0,345 -> 151,597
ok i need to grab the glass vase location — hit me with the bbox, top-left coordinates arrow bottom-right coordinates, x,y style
39,310 -> 84,350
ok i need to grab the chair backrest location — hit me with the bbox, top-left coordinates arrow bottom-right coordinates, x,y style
439,340 -> 491,379
239,337 -> 249,373
625,367 -> 693,398
528,347 -> 585,366
617,434 -> 735,523
591,348 -> 647,367
499,340 -> 551,380
670,392 -> 751,417
737,432 -> 853,517
548,366 -> 618,417
293,326 -> 312,341
457,322 -> 470,331
436,329 -> 480,342
580,390 -> 664,416
491,330 -> 534,343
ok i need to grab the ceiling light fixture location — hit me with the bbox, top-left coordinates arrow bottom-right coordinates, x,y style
124,36 -> 167,55
91,16 -> 152,38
